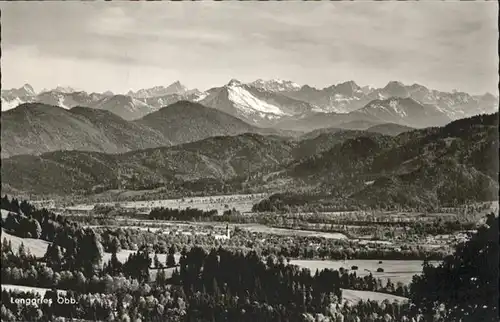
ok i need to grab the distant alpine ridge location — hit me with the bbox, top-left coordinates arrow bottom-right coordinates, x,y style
2,79 -> 498,129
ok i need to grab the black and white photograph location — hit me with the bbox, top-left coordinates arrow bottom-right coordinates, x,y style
0,1 -> 498,321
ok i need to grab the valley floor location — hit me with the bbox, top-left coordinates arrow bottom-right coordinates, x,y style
290,259 -> 439,284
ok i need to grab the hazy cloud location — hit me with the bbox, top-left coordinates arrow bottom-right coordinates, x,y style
1,1 -> 497,94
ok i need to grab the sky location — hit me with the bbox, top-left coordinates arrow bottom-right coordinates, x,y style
1,1 -> 498,95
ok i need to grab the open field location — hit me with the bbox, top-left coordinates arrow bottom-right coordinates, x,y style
290,259 -> 440,284
1,229 -> 181,266
341,289 -> 408,305
1,209 -> 10,220
240,224 -> 348,239
149,267 -> 178,282
102,250 -> 181,265
1,229 -> 51,258
65,193 -> 268,214
2,284 -> 67,297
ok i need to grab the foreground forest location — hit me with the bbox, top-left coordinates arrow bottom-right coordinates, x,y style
2,113 -> 498,211
0,198 -> 498,321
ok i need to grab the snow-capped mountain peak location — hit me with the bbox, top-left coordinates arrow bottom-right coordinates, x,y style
1,84 -> 38,110
2,83 -> 36,97
53,86 -> 78,93
128,82 -> 189,98
409,83 -> 428,91
333,81 -> 362,96
381,81 -> 410,98
21,84 -> 36,96
385,81 -> 405,88
249,78 -> 301,92
227,79 -> 243,87
165,81 -> 188,94
198,78 -> 313,126
355,96 -> 453,128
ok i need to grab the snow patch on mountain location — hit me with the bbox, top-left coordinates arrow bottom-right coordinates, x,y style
57,95 -> 70,109
388,99 -> 407,117
194,92 -> 208,102
334,94 -> 350,101
311,104 -> 347,114
20,84 -> 36,96
1,97 -> 26,111
226,84 -> 289,116
311,105 -> 329,113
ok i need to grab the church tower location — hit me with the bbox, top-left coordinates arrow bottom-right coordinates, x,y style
226,224 -> 230,239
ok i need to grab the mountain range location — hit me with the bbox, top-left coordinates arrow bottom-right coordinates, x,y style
0,101 -> 290,158
1,81 -> 203,120
198,79 -> 315,127
2,113 -> 497,210
3,79 -> 497,129
127,81 -> 190,98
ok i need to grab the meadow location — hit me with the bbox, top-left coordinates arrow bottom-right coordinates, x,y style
65,193 -> 268,214
290,259 -> 441,284
1,229 -> 51,258
341,289 -> 408,305
2,227 -> 180,266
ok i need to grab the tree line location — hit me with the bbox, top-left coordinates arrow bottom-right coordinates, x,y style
149,207 -> 218,221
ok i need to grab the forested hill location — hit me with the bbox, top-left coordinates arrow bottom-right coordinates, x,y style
0,101 -> 290,158
0,133 -> 297,195
0,104 -> 170,158
260,113 -> 499,210
1,113 -> 498,209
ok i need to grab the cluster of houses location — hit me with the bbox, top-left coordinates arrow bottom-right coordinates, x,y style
423,232 -> 471,246
160,225 -> 232,241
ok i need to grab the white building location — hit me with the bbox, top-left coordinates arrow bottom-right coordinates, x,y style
214,225 -> 231,241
